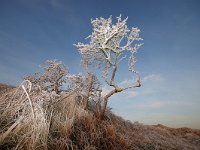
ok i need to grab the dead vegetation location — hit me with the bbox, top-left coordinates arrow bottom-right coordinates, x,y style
0,60 -> 200,149
1,14 -> 199,149
0,80 -> 200,150
0,83 -> 15,94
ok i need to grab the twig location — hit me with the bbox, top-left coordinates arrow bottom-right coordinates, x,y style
0,116 -> 23,145
21,80 -> 35,120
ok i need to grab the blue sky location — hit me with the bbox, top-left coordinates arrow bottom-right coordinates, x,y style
0,0 -> 200,128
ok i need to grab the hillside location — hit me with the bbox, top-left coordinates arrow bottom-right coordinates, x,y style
0,83 -> 15,92
0,83 -> 200,150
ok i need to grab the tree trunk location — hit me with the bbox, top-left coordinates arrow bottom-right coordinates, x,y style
100,88 -> 122,119
84,73 -> 94,110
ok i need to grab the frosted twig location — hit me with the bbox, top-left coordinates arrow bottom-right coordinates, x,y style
21,80 -> 35,119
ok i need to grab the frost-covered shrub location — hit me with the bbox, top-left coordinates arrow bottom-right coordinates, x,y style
75,15 -> 143,118
25,60 -> 68,94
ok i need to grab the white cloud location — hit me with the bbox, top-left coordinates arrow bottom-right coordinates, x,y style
142,74 -> 164,83
119,79 -> 133,86
116,74 -> 165,99
125,90 -> 138,98
132,99 -> 196,110
134,100 -> 172,109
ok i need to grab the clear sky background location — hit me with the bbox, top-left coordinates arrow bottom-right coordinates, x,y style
0,0 -> 200,129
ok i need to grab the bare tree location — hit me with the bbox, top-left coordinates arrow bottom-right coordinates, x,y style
67,72 -> 101,110
25,60 -> 68,94
74,15 -> 143,118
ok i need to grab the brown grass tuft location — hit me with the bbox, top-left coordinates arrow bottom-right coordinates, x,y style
0,81 -> 200,149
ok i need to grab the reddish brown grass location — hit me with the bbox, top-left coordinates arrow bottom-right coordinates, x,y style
0,83 -> 200,150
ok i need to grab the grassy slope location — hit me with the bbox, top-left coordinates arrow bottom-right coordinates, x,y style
0,84 -> 200,150
0,83 -> 15,92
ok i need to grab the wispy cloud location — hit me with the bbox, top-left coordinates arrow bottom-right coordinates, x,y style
119,79 -> 134,86
142,74 -> 164,83
125,90 -> 138,98
134,99 -> 198,110
133,100 -> 173,109
116,73 -> 165,99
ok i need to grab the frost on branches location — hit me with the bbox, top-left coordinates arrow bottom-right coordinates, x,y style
25,60 -> 68,94
75,15 -> 143,118
66,72 -> 102,110
25,60 -> 102,111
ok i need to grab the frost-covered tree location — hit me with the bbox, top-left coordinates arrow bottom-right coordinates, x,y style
75,15 -> 143,118
67,72 -> 101,110
25,60 -> 68,94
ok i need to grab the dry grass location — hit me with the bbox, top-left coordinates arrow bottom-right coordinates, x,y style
0,81 -> 200,150
0,83 -> 15,94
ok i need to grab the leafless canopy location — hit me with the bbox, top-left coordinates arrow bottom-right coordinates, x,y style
75,15 -> 143,118
25,60 -> 68,94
